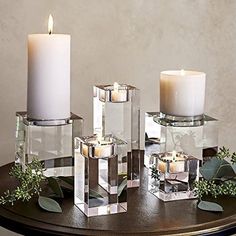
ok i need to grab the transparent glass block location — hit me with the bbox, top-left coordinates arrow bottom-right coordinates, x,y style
74,135 -> 127,217
15,111 -> 83,177
144,112 -> 218,165
93,84 -> 140,188
148,151 -> 199,201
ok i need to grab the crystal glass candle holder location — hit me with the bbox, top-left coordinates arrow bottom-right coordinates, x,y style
148,151 -> 199,201
93,83 -> 140,188
15,111 -> 83,177
144,112 -> 218,167
74,134 -> 128,217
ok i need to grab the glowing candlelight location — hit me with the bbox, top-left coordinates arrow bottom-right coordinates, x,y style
111,82 -> 127,102
48,14 -> 53,35
180,69 -> 185,76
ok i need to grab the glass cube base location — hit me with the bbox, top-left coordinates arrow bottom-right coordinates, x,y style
145,112 -> 218,168
74,135 -> 128,217
75,200 -> 127,217
149,185 -> 196,201
148,152 -> 199,202
15,111 -> 83,177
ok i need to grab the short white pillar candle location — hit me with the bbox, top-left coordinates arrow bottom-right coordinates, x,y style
27,15 -> 70,120
160,70 -> 206,118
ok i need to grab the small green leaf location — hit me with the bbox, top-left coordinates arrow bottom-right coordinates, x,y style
200,157 -> 234,180
198,200 -> 223,212
38,196 -> 62,213
47,177 -> 64,198
231,164 -> 236,174
58,176 -> 74,186
89,189 -> 103,199
118,179 -> 127,197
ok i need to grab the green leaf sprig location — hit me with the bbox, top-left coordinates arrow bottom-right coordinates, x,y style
194,179 -> 236,199
0,158 -> 72,213
195,147 -> 236,212
0,158 -> 45,205
150,165 -> 160,181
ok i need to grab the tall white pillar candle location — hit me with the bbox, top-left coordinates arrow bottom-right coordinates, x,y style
27,15 -> 70,120
160,70 -> 206,117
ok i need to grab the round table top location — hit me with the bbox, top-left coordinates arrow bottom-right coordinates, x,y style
0,161 -> 236,236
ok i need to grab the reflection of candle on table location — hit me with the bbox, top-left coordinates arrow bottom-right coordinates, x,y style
27,15 -> 70,120
111,82 -> 127,102
160,70 -> 206,118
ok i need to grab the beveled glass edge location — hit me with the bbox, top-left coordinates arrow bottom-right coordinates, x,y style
145,112 -> 218,127
94,84 -> 140,103
75,134 -> 127,146
74,134 -> 127,159
94,84 -> 139,91
16,111 -> 83,127
151,151 -> 199,162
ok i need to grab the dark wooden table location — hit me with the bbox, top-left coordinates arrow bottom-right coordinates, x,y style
0,160 -> 236,236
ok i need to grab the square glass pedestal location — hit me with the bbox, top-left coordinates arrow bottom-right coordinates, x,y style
93,84 -> 140,188
145,112 -> 218,168
15,112 -> 83,177
74,135 -> 127,217
148,151 -> 199,201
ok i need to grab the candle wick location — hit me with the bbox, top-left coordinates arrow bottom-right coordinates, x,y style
49,31 -> 52,35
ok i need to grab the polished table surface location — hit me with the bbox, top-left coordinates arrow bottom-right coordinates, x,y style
0,160 -> 236,236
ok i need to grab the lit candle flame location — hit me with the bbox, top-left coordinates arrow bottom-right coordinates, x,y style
48,14 -> 53,35
172,150 -> 177,161
114,82 -> 119,92
180,69 -> 185,76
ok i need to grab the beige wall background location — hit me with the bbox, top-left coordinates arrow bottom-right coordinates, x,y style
0,0 -> 236,235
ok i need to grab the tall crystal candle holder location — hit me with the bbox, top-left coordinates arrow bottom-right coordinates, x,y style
93,83 -> 140,188
74,135 -> 128,217
148,151 -> 199,201
15,112 -> 83,177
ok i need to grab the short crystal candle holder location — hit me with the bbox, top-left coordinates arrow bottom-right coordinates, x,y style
93,83 -> 140,188
15,111 -> 83,177
74,134 -> 128,217
148,151 -> 199,201
144,112 -> 218,167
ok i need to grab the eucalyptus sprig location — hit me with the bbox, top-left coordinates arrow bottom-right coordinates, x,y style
0,158 -> 68,213
195,147 -> 236,212
194,179 -> 236,199
0,158 -> 45,205
216,146 -> 236,164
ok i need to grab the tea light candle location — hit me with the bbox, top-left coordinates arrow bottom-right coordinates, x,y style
82,136 -> 113,158
158,151 -> 185,173
160,70 -> 206,118
27,15 -> 70,120
111,82 -> 128,102
94,142 -> 113,157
